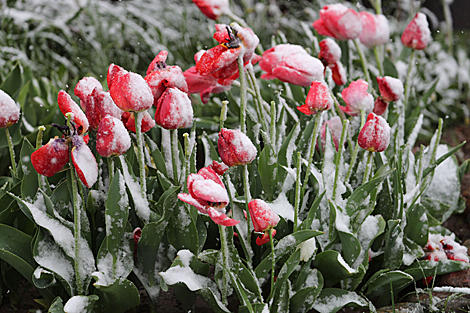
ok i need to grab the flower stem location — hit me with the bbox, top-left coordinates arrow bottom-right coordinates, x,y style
220,100 -> 228,130
5,128 -> 17,177
237,52 -> 247,133
134,111 -> 147,198
404,49 -> 415,107
36,126 -> 46,149
353,39 -> 372,89
332,120 -> 349,202
171,129 -> 180,183
183,133 -> 191,191
374,46 -> 384,77
345,110 -> 366,183
302,112 -> 323,191
218,224 -> 229,306
247,66 -> 269,134
269,228 -> 275,297
294,152 -> 302,233
363,151 -> 374,184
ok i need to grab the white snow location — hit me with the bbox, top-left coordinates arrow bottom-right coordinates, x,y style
64,296 -> 93,313
270,192 -> 295,222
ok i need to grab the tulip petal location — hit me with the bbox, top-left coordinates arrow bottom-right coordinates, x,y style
31,137 -> 69,177
58,91 -> 89,133
71,136 -> 98,188
178,193 -> 208,214
208,207 -> 240,226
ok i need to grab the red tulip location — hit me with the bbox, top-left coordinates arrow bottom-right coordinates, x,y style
121,111 -> 155,133
58,90 -> 89,133
178,166 -> 239,226
358,12 -> 390,48
312,4 -> 362,41
74,76 -> 103,110
260,44 -> 324,87
155,88 -> 193,130
107,64 -> 154,112
96,115 -> 131,157
31,137 -> 70,177
192,0 -> 230,20
358,113 -> 391,152
319,38 -> 342,65
85,88 -> 124,130
377,76 -> 404,103
71,135 -> 99,188
218,128 -> 257,167
340,79 -> 374,116
373,97 -> 388,116
401,13 -> 431,50
0,90 -> 20,128
248,199 -> 279,246
297,81 -> 333,115
329,61 -> 347,86
209,160 -> 229,176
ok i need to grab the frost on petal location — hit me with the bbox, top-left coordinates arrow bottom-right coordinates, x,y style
178,193 -> 208,213
145,65 -> 189,104
218,128 -> 257,166
122,111 -> 155,133
146,50 -> 168,75
313,4 -> 362,40
109,69 -> 154,112
359,12 -> 390,48
155,88 -> 193,130
340,79 -> 374,116
192,0 -> 230,20
96,116 -> 131,157
0,90 -> 20,128
248,199 -> 280,232
319,38 -> 342,64
299,81 -> 333,115
358,113 -> 391,152
190,178 -> 229,205
31,137 -> 69,177
377,76 -> 404,102
74,77 -> 103,103
272,54 -> 324,87
71,136 -> 98,187
401,13 -> 431,50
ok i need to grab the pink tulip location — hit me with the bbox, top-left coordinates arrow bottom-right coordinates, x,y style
218,128 -> 257,167
297,81 -> 333,115
0,90 -> 20,128
312,4 -> 363,41
377,76 -> 404,103
340,79 -> 374,116
359,12 -> 390,48
248,199 -> 280,246
319,38 -> 342,64
373,97 -> 388,116
401,13 -> 431,50
155,88 -> 193,130
358,113 -> 390,152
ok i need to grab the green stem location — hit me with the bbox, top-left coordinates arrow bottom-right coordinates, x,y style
301,113 -> 323,198
374,46 -> 384,77
331,92 -> 346,122
345,110 -> 367,183
441,0 -> 453,55
247,66 -> 269,134
5,128 -> 17,177
108,157 -> 115,184
134,112 -> 147,197
294,152 -> 302,233
270,101 -> 276,145
332,120 -> 349,202
171,129 -> 179,183
218,224 -> 229,306
404,49 -> 415,107
353,39 -> 372,89
362,151 -> 374,184
243,164 -> 252,253
238,53 -> 248,133
269,228 -> 275,297
220,100 -> 228,130
183,133 -> 191,192
375,0 -> 382,14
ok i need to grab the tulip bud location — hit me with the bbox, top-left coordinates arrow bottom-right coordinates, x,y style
330,61 -> 347,86
358,12 -> 390,48
74,76 -> 103,110
218,128 -> 257,167
313,4 -> 363,41
121,111 -> 156,133
377,76 -> 404,103
297,81 -> 333,115
155,88 -> 193,130
358,113 -> 391,152
319,38 -> 341,65
340,79 -> 374,116
0,90 -> 20,128
209,160 -> 229,176
96,116 -> 131,157
248,199 -> 280,246
373,97 -> 388,116
401,13 -> 431,50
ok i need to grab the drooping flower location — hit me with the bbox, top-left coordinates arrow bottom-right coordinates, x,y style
259,44 -> 324,87
358,113 -> 391,153
218,128 -> 257,167
196,23 -> 259,81
358,12 -> 390,48
107,64 -> 154,112
248,199 -> 280,246
96,115 -> 132,157
320,116 -> 343,151
155,88 -> 193,130
297,81 -> 333,115
80,86 -> 124,131
340,79 -> 374,116
0,90 -> 20,128
377,76 -> 404,103
178,166 -> 239,226
401,13 -> 431,50
312,4 -> 363,41
31,137 -> 70,177
192,0 -> 230,20
145,50 -> 189,105
184,50 -> 233,104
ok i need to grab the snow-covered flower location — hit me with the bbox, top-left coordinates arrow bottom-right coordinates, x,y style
297,81 -> 333,115
312,4 -> 363,41
401,12 -> 431,50
260,44 -> 324,87
218,128 -> 257,167
121,111 -> 155,133
192,0 -> 230,20
96,115 -> 132,157
377,76 -> 404,103
154,88 -> 193,130
318,39 -> 347,86
178,166 -> 239,226
248,199 -> 280,246
0,90 -> 20,128
358,113 -> 391,153
340,79 -> 374,116
358,12 -> 390,48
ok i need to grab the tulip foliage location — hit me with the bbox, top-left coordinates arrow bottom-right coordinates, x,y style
0,0 -> 469,312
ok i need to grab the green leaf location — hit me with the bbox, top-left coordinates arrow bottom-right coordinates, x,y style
420,78 -> 439,106
312,288 -> 371,313
258,142 -> 279,201
405,259 -> 470,281
201,131 -> 221,165
227,270 -> 255,312
383,220 -> 404,270
145,134 -> 168,178
404,204 -> 428,246
167,203 -> 199,254
338,231 -> 361,267
0,120 -> 22,149
290,269 -> 324,313
272,249 -> 301,301
50,181 -> 71,219
0,63 -> 23,97
365,271 -> 414,299
312,250 -> 357,287
48,297 -> 64,313
383,57 -> 398,78
19,138 -> 39,200
105,171 -> 129,257
459,158 -> 470,181
422,142 -> 465,179
32,267 -> 56,289
299,191 -> 325,231
63,295 -> 99,313
94,279 -> 140,313
0,224 -> 36,280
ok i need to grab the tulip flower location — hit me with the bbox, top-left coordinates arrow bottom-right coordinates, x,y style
121,111 -> 156,133
209,160 -> 229,176
0,90 -> 20,128
218,128 -> 257,167
377,76 -> 404,103
312,4 -> 362,41
318,39 -> 341,65
81,87 -> 124,131
145,50 -> 189,105
358,12 -> 390,48
297,81 -> 333,115
329,61 -> 347,86
107,64 -> 154,112
74,76 -> 103,111
260,44 -> 324,87
178,166 -> 239,226
340,79 -> 374,116
248,199 -> 280,246
373,97 -> 388,116
192,0 -> 230,20
58,91 -> 90,133
320,116 -> 343,151
401,13 -> 431,50
196,23 -> 259,81
155,88 -> 193,130
96,115 -> 132,157
358,113 -> 391,153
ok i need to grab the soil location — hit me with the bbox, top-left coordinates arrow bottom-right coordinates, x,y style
1,125 -> 470,313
